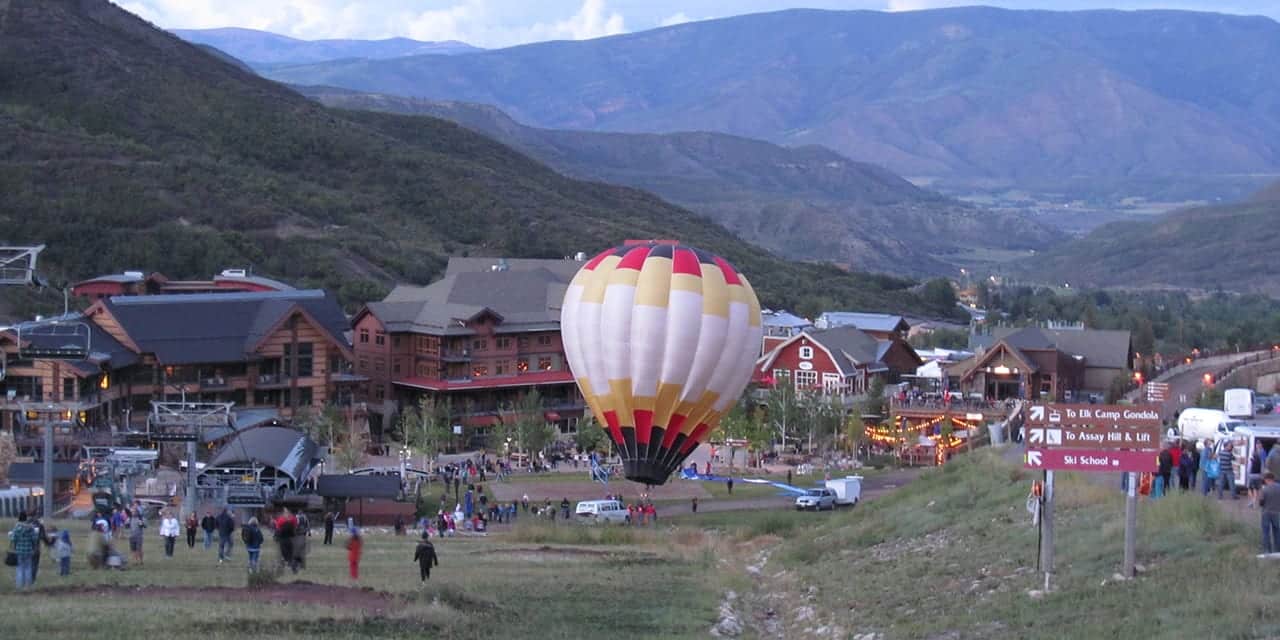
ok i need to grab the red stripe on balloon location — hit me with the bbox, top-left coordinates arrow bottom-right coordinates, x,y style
602,410 -> 624,445
681,423 -> 711,454
672,248 -> 701,276
616,245 -> 650,271
712,256 -> 741,285
633,409 -> 654,446
663,414 -> 687,448
583,248 -> 615,271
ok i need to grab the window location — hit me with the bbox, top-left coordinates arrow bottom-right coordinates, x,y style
496,337 -> 512,349
374,358 -> 385,372
375,332 -> 385,346
496,361 -> 508,375
298,387 -> 313,406
472,366 -> 489,378
822,373 -> 843,394
517,359 -> 529,373
393,360 -> 401,374
358,357 -> 368,372
393,335 -> 401,348
473,339 -> 488,351
799,346 -> 814,360
374,386 -> 385,401
518,337 -> 530,350
538,357 -> 553,371
537,335 -> 552,346
416,362 -> 432,378
794,370 -> 818,390
283,343 -> 314,377
773,369 -> 791,382
359,329 -> 369,344
62,378 -> 75,400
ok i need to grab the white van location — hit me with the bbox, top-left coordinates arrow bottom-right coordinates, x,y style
575,499 -> 630,524
1176,408 -> 1244,444
1229,426 -> 1280,490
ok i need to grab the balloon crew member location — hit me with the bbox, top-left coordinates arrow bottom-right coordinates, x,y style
414,531 -> 440,582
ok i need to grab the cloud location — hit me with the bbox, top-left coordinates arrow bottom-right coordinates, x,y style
659,11 -> 692,26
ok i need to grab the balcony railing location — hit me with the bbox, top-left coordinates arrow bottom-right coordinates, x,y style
441,349 -> 472,362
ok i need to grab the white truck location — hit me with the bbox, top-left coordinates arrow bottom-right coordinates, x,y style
1224,388 -> 1255,419
1177,408 -> 1244,444
824,476 -> 863,507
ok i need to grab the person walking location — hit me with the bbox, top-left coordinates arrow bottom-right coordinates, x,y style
691,497 -> 698,514
414,532 -> 440,582
1201,439 -> 1217,495
727,477 -> 734,495
216,508 -> 236,563
294,512 -> 310,570
323,512 -> 335,545
1259,473 -> 1280,554
54,529 -> 73,576
274,509 -> 298,573
185,511 -> 199,549
242,517 -> 264,572
1218,440 -> 1238,500
128,508 -> 146,566
1178,441 -> 1196,491
31,518 -> 50,583
560,497 -> 571,521
1156,446 -> 1173,497
200,511 -> 216,550
8,512 -> 38,589
1249,445 -> 1267,507
346,527 -> 363,581
160,510 -> 180,558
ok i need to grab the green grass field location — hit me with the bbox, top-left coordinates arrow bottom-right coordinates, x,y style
0,518 -> 733,640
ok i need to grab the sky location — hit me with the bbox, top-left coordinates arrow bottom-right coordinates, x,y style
121,0 -> 1280,48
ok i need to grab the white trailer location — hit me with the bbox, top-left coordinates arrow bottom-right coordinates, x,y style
1225,388 -> 1255,419
824,476 -> 863,506
1229,426 -> 1280,490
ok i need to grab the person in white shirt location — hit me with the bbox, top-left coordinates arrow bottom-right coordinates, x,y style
159,511 -> 181,558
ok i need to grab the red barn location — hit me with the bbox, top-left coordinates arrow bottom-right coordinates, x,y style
756,326 -> 922,395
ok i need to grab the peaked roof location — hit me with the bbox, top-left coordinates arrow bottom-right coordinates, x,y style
205,426 -> 318,483
367,261 -> 571,335
98,290 -> 349,365
984,326 -> 1132,370
815,311 -> 909,333
759,326 -> 905,376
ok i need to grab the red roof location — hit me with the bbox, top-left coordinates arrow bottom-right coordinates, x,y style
393,370 -> 575,391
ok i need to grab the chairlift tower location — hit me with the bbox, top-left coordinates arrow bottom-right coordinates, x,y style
0,245 -> 46,287
148,400 -> 234,517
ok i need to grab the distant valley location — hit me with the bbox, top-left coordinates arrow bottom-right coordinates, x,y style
303,88 -> 1055,275
259,7 -> 1280,186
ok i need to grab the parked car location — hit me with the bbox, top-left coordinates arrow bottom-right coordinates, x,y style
795,488 -> 836,511
575,499 -> 630,524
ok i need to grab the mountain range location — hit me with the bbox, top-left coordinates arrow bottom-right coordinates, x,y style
303,88 -> 1055,275
260,7 -> 1280,182
1020,180 -> 1280,294
0,0 -> 959,320
172,27 -> 479,67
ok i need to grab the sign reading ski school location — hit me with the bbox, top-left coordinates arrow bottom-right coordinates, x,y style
1024,448 -> 1157,473
1026,404 -> 1161,429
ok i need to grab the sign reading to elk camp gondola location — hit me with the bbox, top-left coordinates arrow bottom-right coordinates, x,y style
1026,424 -> 1162,450
1026,404 -> 1161,429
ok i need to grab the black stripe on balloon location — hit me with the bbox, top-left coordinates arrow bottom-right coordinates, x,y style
622,458 -> 668,486
648,243 -> 675,259
692,248 -> 717,264
656,432 -> 689,472
620,426 -> 638,465
646,426 -> 667,467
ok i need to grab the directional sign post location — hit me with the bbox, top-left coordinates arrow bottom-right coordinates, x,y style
1025,424 -> 1161,450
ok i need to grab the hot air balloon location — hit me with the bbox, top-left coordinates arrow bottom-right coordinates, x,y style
560,241 -> 762,485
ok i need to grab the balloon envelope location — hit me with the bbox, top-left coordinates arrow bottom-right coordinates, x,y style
560,242 -> 762,485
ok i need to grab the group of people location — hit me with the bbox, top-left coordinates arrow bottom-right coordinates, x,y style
6,512 -> 73,589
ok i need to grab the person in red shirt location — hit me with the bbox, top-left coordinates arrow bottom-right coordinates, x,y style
345,527 -> 363,581
644,503 -> 656,524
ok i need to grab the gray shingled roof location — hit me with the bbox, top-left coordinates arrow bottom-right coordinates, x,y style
980,326 -> 1131,370
444,256 -> 583,280
101,290 -> 348,365
808,327 -> 883,373
370,260 -> 572,336
204,426 -> 318,483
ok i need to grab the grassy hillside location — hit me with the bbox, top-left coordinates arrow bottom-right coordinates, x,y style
739,450 -> 1280,638
301,88 -> 1055,275
1019,199 -> 1280,294
0,0 -> 957,320
263,7 -> 1280,180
